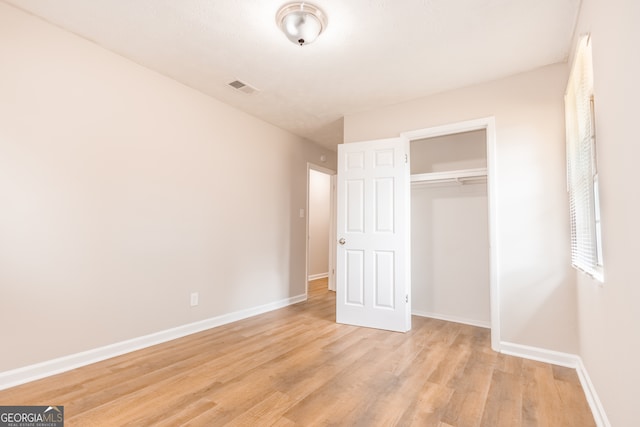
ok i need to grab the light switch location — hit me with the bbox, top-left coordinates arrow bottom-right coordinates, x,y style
299,208 -> 305,218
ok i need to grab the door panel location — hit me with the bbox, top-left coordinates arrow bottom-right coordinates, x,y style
336,137 -> 411,332
346,180 -> 365,233
345,250 -> 365,306
374,178 -> 394,232
374,250 -> 395,309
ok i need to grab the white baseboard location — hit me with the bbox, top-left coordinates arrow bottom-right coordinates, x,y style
0,293 -> 307,391
499,341 -> 579,368
412,310 -> 491,329
575,358 -> 611,427
499,342 -> 609,427
308,273 -> 328,281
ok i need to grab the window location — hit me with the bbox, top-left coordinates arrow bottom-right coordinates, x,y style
565,35 -> 603,281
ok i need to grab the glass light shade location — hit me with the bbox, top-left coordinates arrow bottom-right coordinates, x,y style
276,3 -> 327,46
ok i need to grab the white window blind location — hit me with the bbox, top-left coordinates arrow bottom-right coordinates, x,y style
565,35 -> 603,280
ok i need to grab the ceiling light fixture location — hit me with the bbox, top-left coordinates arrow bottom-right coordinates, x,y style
276,2 -> 327,46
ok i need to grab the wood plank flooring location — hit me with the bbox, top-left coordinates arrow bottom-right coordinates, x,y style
0,279 -> 595,426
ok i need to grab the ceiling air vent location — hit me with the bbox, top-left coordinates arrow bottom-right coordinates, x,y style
228,80 -> 258,95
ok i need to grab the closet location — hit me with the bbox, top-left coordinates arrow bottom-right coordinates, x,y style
410,129 -> 490,327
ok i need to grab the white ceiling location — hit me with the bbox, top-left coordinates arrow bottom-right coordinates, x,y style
5,0 -> 581,150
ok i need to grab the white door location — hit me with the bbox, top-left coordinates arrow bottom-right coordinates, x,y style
336,137 -> 411,332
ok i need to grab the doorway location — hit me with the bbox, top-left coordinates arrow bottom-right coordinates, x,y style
306,164 -> 336,296
410,129 -> 490,328
402,117 -> 499,349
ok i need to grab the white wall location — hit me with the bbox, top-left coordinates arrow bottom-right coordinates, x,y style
570,0 -> 640,425
308,169 -> 331,279
0,3 -> 336,373
345,63 -> 578,354
411,131 -> 490,326
411,130 -> 487,173
411,183 -> 490,325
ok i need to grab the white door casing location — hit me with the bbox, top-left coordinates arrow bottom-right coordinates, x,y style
336,137 -> 411,332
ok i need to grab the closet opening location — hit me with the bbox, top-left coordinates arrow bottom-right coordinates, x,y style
411,129 -> 489,327
402,117 -> 499,349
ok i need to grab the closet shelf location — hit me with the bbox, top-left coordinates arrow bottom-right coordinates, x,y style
411,167 -> 487,185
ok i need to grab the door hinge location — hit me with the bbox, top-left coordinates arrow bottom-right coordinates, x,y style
405,154 -> 408,164
405,295 -> 408,303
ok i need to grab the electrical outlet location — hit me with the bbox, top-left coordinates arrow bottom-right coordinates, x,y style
190,292 -> 199,307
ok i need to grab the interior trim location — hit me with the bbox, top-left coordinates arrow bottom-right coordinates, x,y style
412,310 -> 490,329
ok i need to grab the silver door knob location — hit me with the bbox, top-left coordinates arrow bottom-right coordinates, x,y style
339,238 -> 346,245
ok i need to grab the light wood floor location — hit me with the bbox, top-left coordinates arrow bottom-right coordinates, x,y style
0,279 -> 595,426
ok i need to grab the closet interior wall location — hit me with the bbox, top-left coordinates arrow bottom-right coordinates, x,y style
410,130 -> 491,327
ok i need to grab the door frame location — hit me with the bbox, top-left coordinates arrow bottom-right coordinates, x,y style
401,116 -> 500,351
305,163 -> 337,296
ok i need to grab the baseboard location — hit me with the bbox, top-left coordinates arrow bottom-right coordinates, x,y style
0,293 -> 307,391
308,273 -> 328,281
412,310 -> 491,329
499,341 -> 579,368
575,357 -> 611,427
499,342 -> 609,427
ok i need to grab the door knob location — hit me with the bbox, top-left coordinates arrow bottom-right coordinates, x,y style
339,238 -> 346,245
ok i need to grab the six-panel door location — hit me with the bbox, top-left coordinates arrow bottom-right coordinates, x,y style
336,137 -> 411,332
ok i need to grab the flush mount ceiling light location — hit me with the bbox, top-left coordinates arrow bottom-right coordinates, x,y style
276,2 -> 327,46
